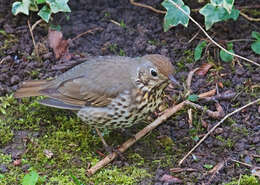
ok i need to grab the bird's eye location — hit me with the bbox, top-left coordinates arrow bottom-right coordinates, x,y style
150,69 -> 157,77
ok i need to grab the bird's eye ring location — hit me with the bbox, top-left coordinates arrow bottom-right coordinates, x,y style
150,69 -> 157,77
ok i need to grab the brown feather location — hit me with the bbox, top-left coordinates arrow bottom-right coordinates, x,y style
14,80 -> 48,98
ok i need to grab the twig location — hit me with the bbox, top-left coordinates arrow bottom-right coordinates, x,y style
185,101 -> 225,119
86,101 -> 186,176
186,68 -> 199,95
178,98 -> 260,165
167,0 -> 260,67
31,19 -> 43,32
27,19 -> 39,59
240,11 -> 260,22
86,90 -> 224,176
70,27 -> 103,42
230,159 -> 253,168
129,0 -> 166,14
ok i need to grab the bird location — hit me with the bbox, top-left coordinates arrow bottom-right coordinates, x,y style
14,54 -> 179,147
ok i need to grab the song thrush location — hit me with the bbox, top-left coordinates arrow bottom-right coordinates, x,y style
14,54 -> 179,129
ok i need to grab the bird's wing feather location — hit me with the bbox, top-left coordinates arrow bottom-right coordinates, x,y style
40,56 -> 137,107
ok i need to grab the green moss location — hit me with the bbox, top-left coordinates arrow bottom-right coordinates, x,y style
0,95 -> 152,184
225,175 -> 259,185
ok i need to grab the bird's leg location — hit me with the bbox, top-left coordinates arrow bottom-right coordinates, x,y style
95,127 -> 125,160
95,127 -> 109,149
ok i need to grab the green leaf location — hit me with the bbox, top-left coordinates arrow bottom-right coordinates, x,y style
204,164 -> 213,169
211,0 -> 234,13
29,0 -> 38,11
188,94 -> 199,102
22,171 -> 39,185
36,0 -> 46,4
46,0 -> 71,14
251,41 -> 260,55
37,5 -> 51,22
12,0 -> 30,15
194,41 -> 207,61
220,43 -> 234,62
199,3 -> 239,30
162,0 -> 190,32
223,8 -> 239,21
252,31 -> 260,40
199,4 -> 226,30
222,0 -> 234,13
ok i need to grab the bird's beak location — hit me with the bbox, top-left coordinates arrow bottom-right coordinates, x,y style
168,74 -> 180,87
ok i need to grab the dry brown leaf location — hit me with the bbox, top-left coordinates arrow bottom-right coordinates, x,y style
13,159 -> 21,166
48,29 -> 71,60
196,63 -> 213,76
44,149 -> 54,159
209,161 -> 225,174
218,82 -> 224,88
160,174 -> 182,183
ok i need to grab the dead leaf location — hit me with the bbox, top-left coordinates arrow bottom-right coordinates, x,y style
13,159 -> 21,166
201,119 -> 208,129
44,149 -> 54,159
209,161 -> 225,174
48,29 -> 72,60
218,82 -> 224,88
160,174 -> 182,183
198,89 -> 216,98
196,63 -> 213,76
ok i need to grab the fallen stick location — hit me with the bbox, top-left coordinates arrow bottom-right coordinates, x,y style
86,94 -> 226,176
86,101 -> 186,176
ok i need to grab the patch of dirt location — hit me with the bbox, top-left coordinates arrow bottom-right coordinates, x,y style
0,0 -> 259,184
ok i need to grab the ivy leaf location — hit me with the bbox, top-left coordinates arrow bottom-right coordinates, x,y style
252,31 -> 260,40
162,0 -> 190,32
220,43 -> 234,62
194,41 -> 207,61
36,0 -> 46,4
222,8 -> 239,21
38,5 -> 51,22
199,3 -> 239,30
29,0 -> 39,12
222,0 -> 234,13
251,31 -> 260,54
211,0 -> 234,13
188,94 -> 199,102
251,41 -> 260,55
22,171 -> 39,185
12,0 -> 30,15
46,0 -> 71,14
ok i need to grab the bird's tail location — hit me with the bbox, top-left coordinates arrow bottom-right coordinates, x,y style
14,80 -> 48,98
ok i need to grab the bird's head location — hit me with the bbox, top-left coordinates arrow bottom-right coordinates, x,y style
136,54 -> 179,91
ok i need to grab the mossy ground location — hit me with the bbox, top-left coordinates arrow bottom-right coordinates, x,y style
0,95 -> 152,184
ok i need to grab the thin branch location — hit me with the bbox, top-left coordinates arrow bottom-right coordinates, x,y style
240,11 -> 260,22
167,0 -> 260,67
27,19 -> 39,59
31,19 -> 43,32
86,101 -> 186,176
178,98 -> 260,165
86,88 -> 225,176
129,0 -> 166,14
70,27 -> 103,42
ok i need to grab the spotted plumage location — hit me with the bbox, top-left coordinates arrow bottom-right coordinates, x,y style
14,54 -> 179,129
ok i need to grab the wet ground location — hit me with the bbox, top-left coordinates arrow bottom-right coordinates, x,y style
0,0 -> 259,184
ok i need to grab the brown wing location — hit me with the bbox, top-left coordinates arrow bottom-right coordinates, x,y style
39,56 -> 137,107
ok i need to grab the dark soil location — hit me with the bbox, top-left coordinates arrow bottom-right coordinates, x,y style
0,0 -> 259,184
